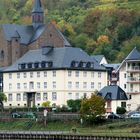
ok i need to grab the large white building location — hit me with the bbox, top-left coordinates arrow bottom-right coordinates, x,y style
3,47 -> 108,108
118,47 -> 140,111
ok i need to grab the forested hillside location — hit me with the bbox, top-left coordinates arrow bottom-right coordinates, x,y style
1,0 -> 140,62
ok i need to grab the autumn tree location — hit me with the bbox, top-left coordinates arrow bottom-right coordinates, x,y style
80,94 -> 105,124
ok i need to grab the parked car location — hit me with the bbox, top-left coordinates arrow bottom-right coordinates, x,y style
22,112 -> 37,119
11,112 -> 22,118
129,113 -> 140,119
107,112 -> 122,119
126,111 -> 140,118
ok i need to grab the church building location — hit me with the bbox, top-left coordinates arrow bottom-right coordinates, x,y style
0,0 -> 71,67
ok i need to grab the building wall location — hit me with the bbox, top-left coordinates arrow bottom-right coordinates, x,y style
119,61 -> 140,111
105,100 -> 127,113
3,70 -> 107,108
111,100 -> 126,113
119,65 -> 127,91
38,24 -> 64,48
0,30 -> 11,67
100,57 -> 107,65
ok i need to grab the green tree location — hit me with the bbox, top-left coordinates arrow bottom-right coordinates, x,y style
67,99 -> 81,112
80,94 -> 105,124
116,107 -> 126,114
0,92 -> 7,111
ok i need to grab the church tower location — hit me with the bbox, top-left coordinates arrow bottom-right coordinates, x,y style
32,0 -> 44,29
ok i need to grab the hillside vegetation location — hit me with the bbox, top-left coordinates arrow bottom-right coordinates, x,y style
1,0 -> 140,62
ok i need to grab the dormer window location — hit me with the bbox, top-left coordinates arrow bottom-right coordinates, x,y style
20,63 -> 26,69
34,62 -> 39,68
28,63 -> 33,69
41,61 -> 46,68
79,61 -> 83,67
15,39 -> 18,42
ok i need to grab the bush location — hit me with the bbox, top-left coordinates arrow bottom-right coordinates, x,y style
116,107 -> 126,114
42,101 -> 51,108
67,99 -> 81,112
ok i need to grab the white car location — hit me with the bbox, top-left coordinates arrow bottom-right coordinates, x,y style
130,113 -> 140,118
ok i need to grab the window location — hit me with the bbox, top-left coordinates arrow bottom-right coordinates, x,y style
30,72 -> 33,78
53,71 -> 56,77
98,82 -> 101,89
29,82 -> 34,89
98,72 -> 101,78
43,93 -> 48,101
68,81 -> 72,88
75,82 -> 79,88
8,94 -> 12,101
91,82 -> 94,89
91,72 -> 94,77
53,81 -> 56,88
83,93 -> 87,98
16,93 -> 21,101
83,82 -> 87,89
0,50 -> 4,60
9,83 -> 12,90
44,82 -> 47,89
68,71 -> 72,77
23,83 -> 27,89
37,82 -> 40,89
44,71 -> 47,77
23,93 -> 27,101
124,73 -> 126,78
17,83 -> 20,89
36,93 -> 41,101
124,84 -> 126,89
23,72 -> 27,78
9,73 -> 12,79
83,71 -> 87,77
75,93 -> 79,99
37,72 -> 40,77
68,93 -> 72,100
121,102 -> 126,108
107,101 -> 111,108
52,92 -> 57,101
17,73 -> 20,79
75,71 -> 79,77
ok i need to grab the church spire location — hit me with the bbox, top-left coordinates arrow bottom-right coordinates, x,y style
32,0 -> 44,29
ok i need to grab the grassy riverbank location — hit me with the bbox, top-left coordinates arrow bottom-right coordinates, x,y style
0,119 -> 140,136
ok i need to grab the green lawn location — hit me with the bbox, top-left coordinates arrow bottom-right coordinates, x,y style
0,119 -> 140,137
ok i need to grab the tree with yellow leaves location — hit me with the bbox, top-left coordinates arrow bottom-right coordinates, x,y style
80,94 -> 106,124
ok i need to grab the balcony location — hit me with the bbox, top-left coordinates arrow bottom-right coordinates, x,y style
127,77 -> 140,83
127,89 -> 140,94
110,77 -> 118,82
127,66 -> 140,72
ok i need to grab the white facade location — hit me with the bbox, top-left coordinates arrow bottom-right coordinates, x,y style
105,100 -> 127,113
3,70 -> 108,108
119,61 -> 140,111
100,57 -> 108,65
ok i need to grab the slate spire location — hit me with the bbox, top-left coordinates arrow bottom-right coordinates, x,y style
32,0 -> 44,29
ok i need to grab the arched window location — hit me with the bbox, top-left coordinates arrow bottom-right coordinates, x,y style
0,50 -> 4,60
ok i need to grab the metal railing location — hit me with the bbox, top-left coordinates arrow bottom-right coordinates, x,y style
127,77 -> 140,82
128,66 -> 140,71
